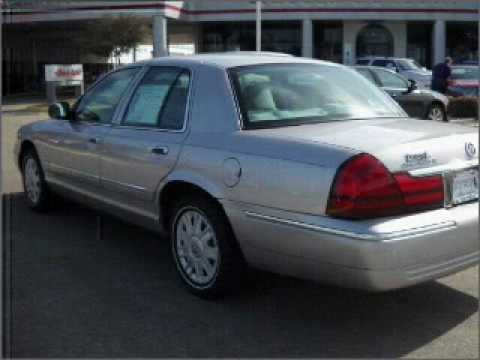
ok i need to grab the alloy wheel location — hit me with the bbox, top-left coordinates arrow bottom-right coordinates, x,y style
174,208 -> 220,287
24,157 -> 41,204
428,106 -> 445,122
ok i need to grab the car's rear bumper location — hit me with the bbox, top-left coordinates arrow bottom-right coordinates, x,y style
223,201 -> 479,291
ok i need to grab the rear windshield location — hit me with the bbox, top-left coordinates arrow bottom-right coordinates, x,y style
229,63 -> 404,129
451,67 -> 479,80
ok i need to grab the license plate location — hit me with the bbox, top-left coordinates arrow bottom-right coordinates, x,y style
451,170 -> 479,205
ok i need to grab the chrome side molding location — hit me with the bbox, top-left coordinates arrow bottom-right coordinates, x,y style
245,211 -> 456,242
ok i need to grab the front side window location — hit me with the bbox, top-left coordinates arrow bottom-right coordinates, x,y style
76,67 -> 140,124
123,67 -> 190,129
373,68 -> 409,89
229,63 -> 404,129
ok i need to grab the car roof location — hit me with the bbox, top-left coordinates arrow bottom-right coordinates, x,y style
135,52 -> 340,70
353,65 -> 396,73
357,57 -> 413,61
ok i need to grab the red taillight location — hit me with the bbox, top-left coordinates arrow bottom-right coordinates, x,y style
394,173 -> 444,208
327,154 -> 444,219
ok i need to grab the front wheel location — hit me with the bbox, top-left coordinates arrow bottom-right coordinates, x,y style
170,195 -> 244,298
21,149 -> 50,211
427,104 -> 448,122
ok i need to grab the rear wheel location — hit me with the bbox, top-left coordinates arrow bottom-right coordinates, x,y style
427,103 -> 447,122
170,194 -> 244,298
21,149 -> 50,211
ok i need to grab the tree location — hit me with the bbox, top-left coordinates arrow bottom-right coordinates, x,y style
76,16 -> 150,64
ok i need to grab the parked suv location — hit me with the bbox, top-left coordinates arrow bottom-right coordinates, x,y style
356,57 -> 432,89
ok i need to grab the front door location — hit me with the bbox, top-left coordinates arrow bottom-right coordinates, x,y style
100,66 -> 192,217
48,67 -> 141,193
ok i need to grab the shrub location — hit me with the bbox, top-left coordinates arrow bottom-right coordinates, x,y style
447,96 -> 479,119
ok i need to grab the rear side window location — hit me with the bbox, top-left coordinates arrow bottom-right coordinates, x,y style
355,68 -> 377,84
123,67 -> 190,129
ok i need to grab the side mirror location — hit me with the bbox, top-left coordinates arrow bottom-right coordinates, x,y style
48,102 -> 71,120
407,79 -> 417,93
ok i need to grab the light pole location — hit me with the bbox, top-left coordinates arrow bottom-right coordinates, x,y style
0,2 -> 4,358
255,0 -> 261,52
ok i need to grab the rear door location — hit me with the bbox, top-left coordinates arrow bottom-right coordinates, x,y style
100,66 -> 192,216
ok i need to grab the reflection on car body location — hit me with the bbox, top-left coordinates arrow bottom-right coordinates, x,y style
15,53 -> 479,298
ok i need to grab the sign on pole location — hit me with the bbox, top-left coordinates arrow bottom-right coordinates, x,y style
44,64 -> 84,104
45,64 -> 84,83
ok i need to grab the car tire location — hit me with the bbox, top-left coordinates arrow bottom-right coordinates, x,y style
21,148 -> 50,211
170,194 -> 244,299
427,103 -> 448,122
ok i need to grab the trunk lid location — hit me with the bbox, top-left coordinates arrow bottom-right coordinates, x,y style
249,118 -> 478,172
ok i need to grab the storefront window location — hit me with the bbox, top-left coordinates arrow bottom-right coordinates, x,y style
199,21 -> 301,56
407,22 -> 433,68
356,24 -> 393,58
447,22 -> 478,64
313,21 -> 343,63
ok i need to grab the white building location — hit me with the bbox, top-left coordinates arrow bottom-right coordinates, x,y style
3,0 -> 478,94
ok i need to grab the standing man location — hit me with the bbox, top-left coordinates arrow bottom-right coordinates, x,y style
431,57 -> 453,94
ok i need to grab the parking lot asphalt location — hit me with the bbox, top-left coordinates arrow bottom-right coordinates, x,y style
2,102 -> 479,358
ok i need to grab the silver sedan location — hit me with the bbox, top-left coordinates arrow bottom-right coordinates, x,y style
15,54 -> 479,298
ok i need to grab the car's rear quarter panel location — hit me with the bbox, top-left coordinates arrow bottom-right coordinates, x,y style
173,130 -> 361,273
175,63 -> 356,216
180,131 -> 355,215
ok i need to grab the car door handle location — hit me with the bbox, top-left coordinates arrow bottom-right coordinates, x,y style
150,146 -> 169,155
89,137 -> 100,144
